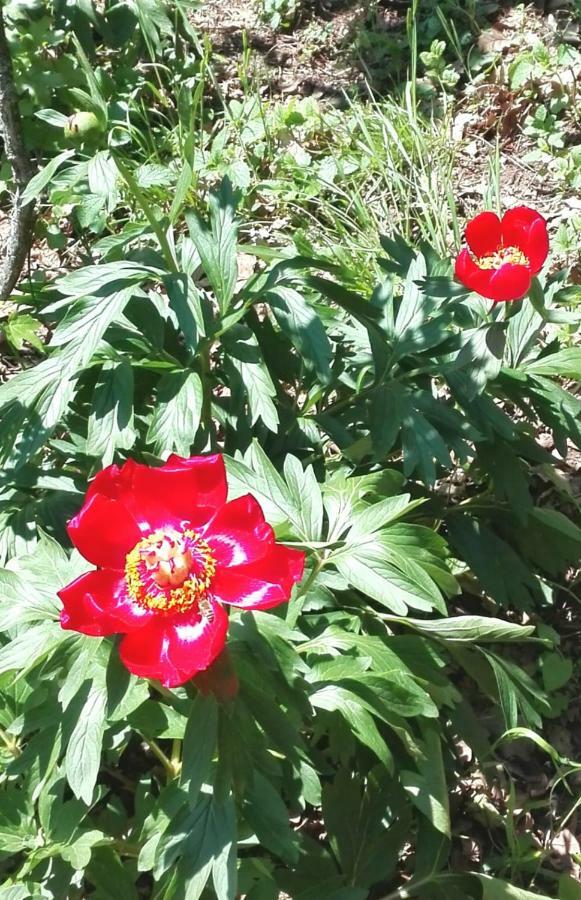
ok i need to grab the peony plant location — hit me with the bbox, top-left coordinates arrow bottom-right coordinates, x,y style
0,180 -> 579,900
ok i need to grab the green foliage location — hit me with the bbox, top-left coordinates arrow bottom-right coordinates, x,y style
0,0 -> 580,897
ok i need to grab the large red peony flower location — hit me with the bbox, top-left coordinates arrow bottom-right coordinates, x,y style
455,206 -> 549,302
58,454 -> 305,687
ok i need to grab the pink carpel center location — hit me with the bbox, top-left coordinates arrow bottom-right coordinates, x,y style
125,527 -> 216,615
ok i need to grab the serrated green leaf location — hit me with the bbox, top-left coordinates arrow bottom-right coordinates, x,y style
3,314 -> 44,353
87,359 -> 136,464
524,347 -> 581,378
65,683 -> 108,805
311,684 -> 393,769
181,694 -> 218,808
282,455 -> 323,542
455,323 -> 506,399
146,370 -> 203,456
21,149 -> 75,205
268,286 -> 333,385
224,326 -> 278,432
185,178 -> 239,315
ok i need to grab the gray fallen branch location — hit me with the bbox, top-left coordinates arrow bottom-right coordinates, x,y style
0,0 -> 35,302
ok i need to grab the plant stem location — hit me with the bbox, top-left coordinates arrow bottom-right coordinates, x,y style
114,154 -> 179,273
170,738 -> 182,777
144,737 -> 176,780
286,555 -> 326,629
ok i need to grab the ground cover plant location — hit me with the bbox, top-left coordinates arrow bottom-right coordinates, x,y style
0,1 -> 580,898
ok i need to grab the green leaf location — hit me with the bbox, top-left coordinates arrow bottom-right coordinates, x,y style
402,736 -> 450,835
475,874 -> 554,899
282,455 -> 324,542
2,314 -> 44,353
86,359 -> 136,465
0,286 -> 137,466
226,442 -> 301,533
65,682 -> 108,805
181,694 -> 218,808
524,347 -> 581,378
170,161 -> 193,223
185,178 -> 239,315
311,684 -> 393,768
224,325 -> 278,432
506,301 -> 543,367
347,494 -> 424,539
540,651 -> 573,692
394,252 -> 428,338
455,323 -> 506,399
0,621 -> 65,677
560,874 -> 581,900
396,615 -> 536,643
244,773 -> 299,865
267,286 -> 333,385
61,828 -> 106,870
163,273 -> 204,354
21,149 -> 75,205
56,261 -> 157,297
335,536 -> 444,614
146,370 -> 203,456
447,515 -> 542,609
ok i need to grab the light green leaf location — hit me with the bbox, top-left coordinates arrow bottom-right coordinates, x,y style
181,694 -> 218,808
226,447 -> 296,530
185,178 -> 239,314
311,684 -> 393,769
2,314 -> 44,353
282,455 -> 324,542
456,322 -> 506,398
397,615 -> 535,643
86,359 -> 136,465
146,370 -> 203,456
347,494 -> 424,540
65,684 -> 108,805
21,149 -> 75,205
0,621 -> 65,677
225,326 -> 278,432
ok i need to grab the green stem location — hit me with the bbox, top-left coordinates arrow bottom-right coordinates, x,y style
114,154 -> 179,273
144,737 -> 176,780
286,555 -> 326,629
112,839 -> 142,859
171,738 -> 182,777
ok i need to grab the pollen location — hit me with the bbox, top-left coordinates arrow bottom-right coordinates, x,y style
477,246 -> 530,270
125,528 -> 216,615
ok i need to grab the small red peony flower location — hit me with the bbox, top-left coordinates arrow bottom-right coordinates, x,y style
455,206 -> 549,302
58,454 -> 304,687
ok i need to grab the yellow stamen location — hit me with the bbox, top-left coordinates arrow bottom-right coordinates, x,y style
477,246 -> 529,270
125,528 -> 216,615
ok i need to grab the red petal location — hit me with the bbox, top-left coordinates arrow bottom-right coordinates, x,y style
58,569 -> 153,636
501,206 -> 549,274
487,263 -> 532,302
78,454 -> 228,545
211,544 -> 305,610
465,211 -> 502,257
122,454 -> 228,531
203,495 -> 274,567
67,493 -> 142,568
455,249 -> 495,297
118,601 -> 228,687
